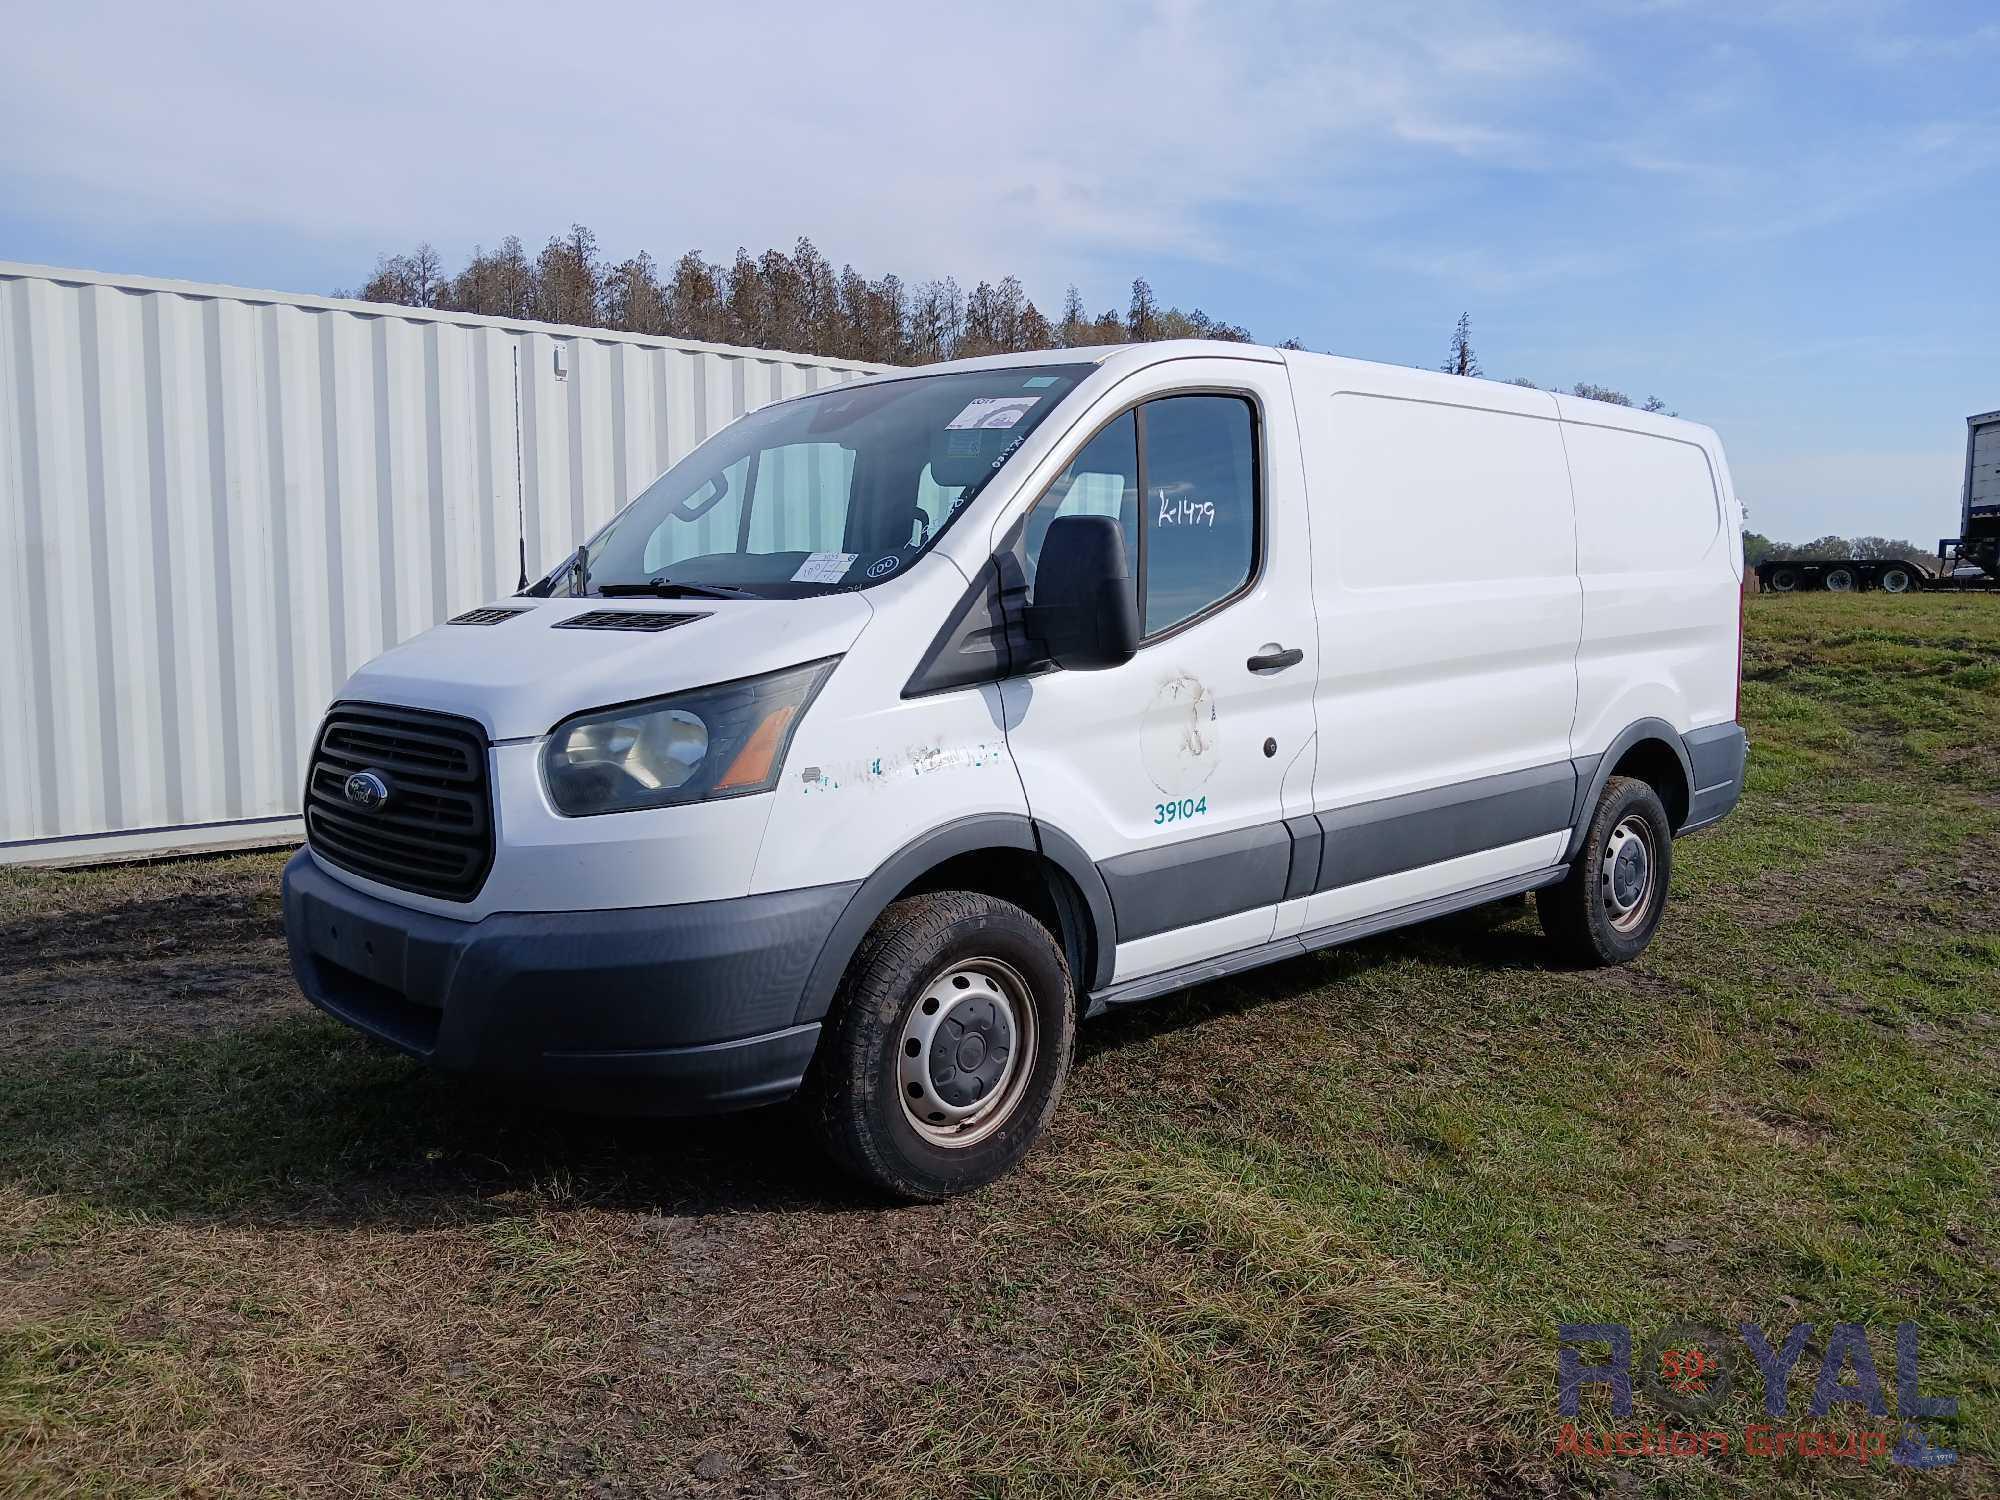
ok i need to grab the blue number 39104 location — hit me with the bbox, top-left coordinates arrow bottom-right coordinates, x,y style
1153,795 -> 1208,825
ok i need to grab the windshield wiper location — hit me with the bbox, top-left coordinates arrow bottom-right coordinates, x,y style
595,577 -> 763,601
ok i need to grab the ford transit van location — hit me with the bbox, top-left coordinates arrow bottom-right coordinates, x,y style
282,341 -> 1747,1199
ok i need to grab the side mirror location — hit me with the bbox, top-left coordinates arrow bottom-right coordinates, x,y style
1024,515 -> 1140,671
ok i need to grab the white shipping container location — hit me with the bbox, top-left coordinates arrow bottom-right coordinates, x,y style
0,262 -> 880,864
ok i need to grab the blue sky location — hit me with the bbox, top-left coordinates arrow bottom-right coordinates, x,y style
4,0 -> 1994,545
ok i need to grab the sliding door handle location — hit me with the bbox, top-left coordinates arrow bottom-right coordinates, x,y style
1247,645 -> 1304,674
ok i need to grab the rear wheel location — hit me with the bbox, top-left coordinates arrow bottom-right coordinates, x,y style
1824,566 -> 1856,592
805,891 -> 1075,1200
1880,566 -> 1913,594
1768,566 -> 1800,592
1538,776 -> 1674,967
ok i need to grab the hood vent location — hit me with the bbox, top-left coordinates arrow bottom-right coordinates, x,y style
448,606 -> 529,626
553,609 -> 709,633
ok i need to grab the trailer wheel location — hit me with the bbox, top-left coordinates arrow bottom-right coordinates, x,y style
1824,566 -> 1856,592
1880,566 -> 1913,594
1538,776 -> 1674,967
804,891 -> 1075,1201
1768,566 -> 1800,592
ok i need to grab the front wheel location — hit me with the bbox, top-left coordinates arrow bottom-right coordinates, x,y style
1537,776 -> 1674,967
805,891 -> 1075,1200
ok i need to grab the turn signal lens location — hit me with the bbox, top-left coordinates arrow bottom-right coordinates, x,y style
715,704 -> 799,791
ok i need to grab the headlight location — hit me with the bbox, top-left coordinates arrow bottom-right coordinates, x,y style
542,658 -> 837,817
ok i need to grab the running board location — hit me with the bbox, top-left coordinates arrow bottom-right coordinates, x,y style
1083,865 -> 1569,1016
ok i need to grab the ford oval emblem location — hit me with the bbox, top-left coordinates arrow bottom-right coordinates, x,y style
343,770 -> 391,813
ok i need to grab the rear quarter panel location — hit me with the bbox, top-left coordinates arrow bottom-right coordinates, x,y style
1560,400 -> 1739,753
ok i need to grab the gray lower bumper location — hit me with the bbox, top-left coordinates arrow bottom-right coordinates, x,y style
281,849 -> 858,1114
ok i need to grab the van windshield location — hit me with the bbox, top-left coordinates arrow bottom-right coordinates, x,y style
548,364 -> 1090,599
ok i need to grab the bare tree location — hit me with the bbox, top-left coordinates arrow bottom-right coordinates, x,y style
1057,285 -> 1089,348
352,243 -> 444,307
1127,277 -> 1160,342
449,238 -> 534,318
532,225 -> 603,327
664,251 -> 726,342
757,244 -> 811,353
602,250 -> 669,334
1570,382 -> 1633,406
718,249 -> 764,347
1442,312 -> 1479,377
907,277 -> 963,364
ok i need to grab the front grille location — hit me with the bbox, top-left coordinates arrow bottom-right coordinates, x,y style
449,606 -> 528,626
553,609 -> 707,633
305,703 -> 493,901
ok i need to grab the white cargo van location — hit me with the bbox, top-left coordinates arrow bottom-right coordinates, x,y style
283,341 -> 1747,1198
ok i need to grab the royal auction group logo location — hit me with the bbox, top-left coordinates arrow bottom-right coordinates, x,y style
1556,1321 -> 1957,1469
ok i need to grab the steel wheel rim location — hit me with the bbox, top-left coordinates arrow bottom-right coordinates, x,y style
898,958 -> 1038,1149
1771,571 -> 1797,592
1882,569 -> 1910,593
1601,815 -> 1657,934
1826,569 -> 1854,591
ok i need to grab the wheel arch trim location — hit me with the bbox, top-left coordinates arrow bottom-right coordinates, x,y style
1566,718 -> 1696,859
792,813 -> 1117,1026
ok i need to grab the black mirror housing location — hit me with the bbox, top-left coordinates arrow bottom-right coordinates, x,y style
1024,515 -> 1140,671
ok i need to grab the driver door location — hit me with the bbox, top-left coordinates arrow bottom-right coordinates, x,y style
995,358 -> 1318,986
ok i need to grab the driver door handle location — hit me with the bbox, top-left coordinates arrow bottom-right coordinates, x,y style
1247,645 -> 1305,674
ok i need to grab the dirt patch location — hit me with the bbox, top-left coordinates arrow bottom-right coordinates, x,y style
1,852 -> 294,1057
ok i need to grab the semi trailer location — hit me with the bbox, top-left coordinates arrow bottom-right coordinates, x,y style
1942,407 -> 2000,582
1754,408 -> 1999,593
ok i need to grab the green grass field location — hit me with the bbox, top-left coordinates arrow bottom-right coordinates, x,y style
3,592 -> 1995,1497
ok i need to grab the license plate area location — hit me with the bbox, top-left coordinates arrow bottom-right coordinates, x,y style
310,903 -> 415,999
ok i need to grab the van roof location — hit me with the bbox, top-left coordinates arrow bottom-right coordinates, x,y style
844,339 -> 1716,443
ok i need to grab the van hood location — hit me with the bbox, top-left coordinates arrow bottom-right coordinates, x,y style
339,593 -> 874,740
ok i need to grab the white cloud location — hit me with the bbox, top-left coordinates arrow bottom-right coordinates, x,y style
0,0 -> 1581,292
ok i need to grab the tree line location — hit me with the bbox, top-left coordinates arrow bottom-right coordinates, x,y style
338,225 -> 1281,365
1743,532 -> 1941,570
341,243 -> 1681,417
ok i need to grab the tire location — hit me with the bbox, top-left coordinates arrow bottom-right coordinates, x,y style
1768,567 -> 1799,592
1824,567 -> 1856,592
1880,566 -> 1913,594
1537,776 -> 1674,967
805,891 -> 1075,1200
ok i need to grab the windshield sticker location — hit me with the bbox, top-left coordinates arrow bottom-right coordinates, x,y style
1021,375 -> 1059,388
866,555 -> 900,579
945,429 -> 983,457
947,395 -> 1042,431
791,551 -> 858,584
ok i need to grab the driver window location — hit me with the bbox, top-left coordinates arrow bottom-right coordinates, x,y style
1019,396 -> 1257,635
1021,409 -> 1138,594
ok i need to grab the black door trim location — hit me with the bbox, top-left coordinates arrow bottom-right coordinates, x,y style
1314,761 -> 1576,892
1098,819 -> 1292,942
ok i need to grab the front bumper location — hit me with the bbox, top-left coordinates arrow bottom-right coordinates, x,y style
281,849 -> 858,1114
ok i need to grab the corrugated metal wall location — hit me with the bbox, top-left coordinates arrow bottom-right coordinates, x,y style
0,262 -> 880,864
